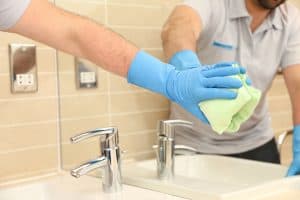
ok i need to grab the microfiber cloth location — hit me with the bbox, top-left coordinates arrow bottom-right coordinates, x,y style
199,74 -> 261,134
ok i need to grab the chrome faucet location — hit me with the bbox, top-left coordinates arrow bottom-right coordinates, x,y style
154,120 -> 196,180
70,127 -> 122,193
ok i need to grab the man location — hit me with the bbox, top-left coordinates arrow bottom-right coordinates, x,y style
161,0 -> 300,176
0,0 -> 245,123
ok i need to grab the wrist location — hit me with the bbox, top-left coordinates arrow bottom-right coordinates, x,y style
168,50 -> 201,70
127,50 -> 174,98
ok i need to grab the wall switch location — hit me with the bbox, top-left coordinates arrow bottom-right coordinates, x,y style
75,57 -> 98,89
9,44 -> 38,93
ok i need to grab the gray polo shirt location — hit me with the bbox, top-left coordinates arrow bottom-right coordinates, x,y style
0,0 -> 31,30
171,0 -> 300,154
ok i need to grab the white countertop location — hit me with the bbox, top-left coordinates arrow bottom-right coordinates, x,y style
0,172 -> 187,200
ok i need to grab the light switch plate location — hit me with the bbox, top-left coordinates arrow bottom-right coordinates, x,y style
75,57 -> 98,89
9,44 -> 38,93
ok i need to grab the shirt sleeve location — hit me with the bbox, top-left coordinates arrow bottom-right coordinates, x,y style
183,0 -> 213,31
280,9 -> 300,68
0,0 -> 31,30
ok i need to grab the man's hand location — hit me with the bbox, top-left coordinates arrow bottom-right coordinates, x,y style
169,50 -> 251,86
286,125 -> 300,176
127,51 -> 243,122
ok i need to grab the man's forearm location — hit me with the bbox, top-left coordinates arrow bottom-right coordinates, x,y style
291,91 -> 300,125
8,0 -> 138,77
161,5 -> 202,61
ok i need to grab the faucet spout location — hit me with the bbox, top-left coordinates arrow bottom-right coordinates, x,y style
71,156 -> 107,178
155,120 -> 193,180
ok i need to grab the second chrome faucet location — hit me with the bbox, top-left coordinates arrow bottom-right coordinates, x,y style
153,120 -> 197,180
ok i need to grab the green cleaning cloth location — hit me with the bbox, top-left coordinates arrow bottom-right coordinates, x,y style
199,74 -> 261,134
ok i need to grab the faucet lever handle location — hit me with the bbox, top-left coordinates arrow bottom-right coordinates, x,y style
158,120 -> 193,138
71,127 -> 118,143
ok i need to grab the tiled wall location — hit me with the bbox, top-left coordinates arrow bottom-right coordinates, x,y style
0,0 -> 299,183
0,1 -> 59,183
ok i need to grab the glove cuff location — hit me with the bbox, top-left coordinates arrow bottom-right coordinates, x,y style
127,50 -> 174,98
293,125 -> 300,154
168,50 -> 201,70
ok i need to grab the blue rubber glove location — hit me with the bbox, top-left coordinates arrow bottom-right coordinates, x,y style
127,51 -> 243,122
169,50 -> 201,70
169,50 -> 251,84
286,125 -> 300,176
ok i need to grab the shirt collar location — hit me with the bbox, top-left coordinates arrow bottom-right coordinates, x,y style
229,0 -> 283,30
270,7 -> 283,30
228,0 -> 250,19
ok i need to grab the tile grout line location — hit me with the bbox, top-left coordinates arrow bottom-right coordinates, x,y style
54,44 -> 63,173
105,0 -> 113,127
0,144 -> 58,155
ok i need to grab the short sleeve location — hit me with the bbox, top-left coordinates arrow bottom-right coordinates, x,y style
0,0 -> 31,30
183,0 -> 213,30
280,10 -> 300,68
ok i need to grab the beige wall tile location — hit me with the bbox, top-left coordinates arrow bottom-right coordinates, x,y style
111,27 -> 162,48
60,116 -> 110,142
109,0 -> 182,5
0,146 -> 58,182
0,99 -> 58,125
62,140 -> 99,169
145,49 -> 166,61
55,0 -> 105,23
270,111 -> 293,133
0,32 -> 51,47
57,52 -> 75,72
107,4 -> 173,27
109,73 -> 141,92
290,0 -> 300,9
60,95 -> 109,119
0,122 -> 58,152
267,96 -> 291,113
268,75 -> 288,96
111,92 -> 169,113
111,111 -> 169,133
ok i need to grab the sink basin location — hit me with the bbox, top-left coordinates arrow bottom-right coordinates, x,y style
122,155 -> 287,200
0,172 -> 186,200
0,173 -> 104,200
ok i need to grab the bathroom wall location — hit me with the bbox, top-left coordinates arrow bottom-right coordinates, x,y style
0,0 -> 59,183
0,0 -> 299,184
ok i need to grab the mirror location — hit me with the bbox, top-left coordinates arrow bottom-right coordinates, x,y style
55,0 -> 179,172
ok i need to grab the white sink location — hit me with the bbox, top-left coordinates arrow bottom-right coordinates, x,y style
0,172 -> 186,200
0,173 -> 107,200
123,155 -> 288,200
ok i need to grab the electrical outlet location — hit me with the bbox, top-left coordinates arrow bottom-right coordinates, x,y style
16,74 -> 34,86
9,44 -> 38,93
75,57 -> 98,89
80,72 -> 96,84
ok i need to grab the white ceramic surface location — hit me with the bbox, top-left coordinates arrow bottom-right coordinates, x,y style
123,155 -> 288,200
0,172 -> 186,200
222,176 -> 300,200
